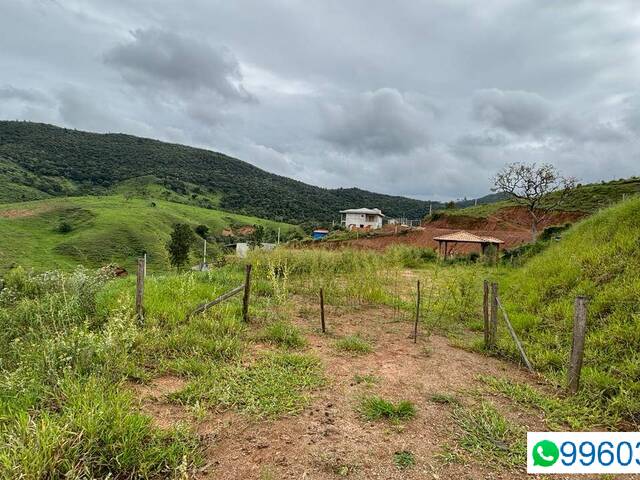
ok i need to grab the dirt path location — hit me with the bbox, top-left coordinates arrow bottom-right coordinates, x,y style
133,299 -> 560,479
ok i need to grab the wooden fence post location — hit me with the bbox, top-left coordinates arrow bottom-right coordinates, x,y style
568,296 -> 588,394
413,280 -> 421,343
242,264 -> 252,322
320,288 -> 326,333
488,282 -> 498,348
483,280 -> 489,347
135,257 -> 145,322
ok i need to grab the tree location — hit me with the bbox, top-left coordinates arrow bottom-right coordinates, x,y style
492,162 -> 576,241
252,224 -> 265,245
194,224 -> 209,239
166,223 -> 196,269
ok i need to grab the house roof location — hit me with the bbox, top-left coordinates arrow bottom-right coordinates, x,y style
432,231 -> 504,244
339,208 -> 385,217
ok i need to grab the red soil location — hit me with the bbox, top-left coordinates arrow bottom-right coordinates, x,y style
324,207 -> 585,253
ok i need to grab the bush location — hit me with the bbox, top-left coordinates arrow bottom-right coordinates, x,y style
57,221 -> 72,233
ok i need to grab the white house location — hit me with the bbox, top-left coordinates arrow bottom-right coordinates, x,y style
340,208 -> 385,230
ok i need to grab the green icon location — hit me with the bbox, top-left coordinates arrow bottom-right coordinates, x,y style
532,440 -> 560,467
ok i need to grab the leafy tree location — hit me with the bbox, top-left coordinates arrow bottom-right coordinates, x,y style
194,224 -> 209,238
252,224 -> 265,245
166,223 -> 196,269
445,201 -> 456,210
492,162 -> 576,241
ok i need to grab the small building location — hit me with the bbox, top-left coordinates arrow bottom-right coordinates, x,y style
433,231 -> 504,259
312,229 -> 329,240
340,208 -> 385,230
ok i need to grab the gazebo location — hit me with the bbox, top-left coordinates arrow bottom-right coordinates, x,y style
433,231 -> 504,260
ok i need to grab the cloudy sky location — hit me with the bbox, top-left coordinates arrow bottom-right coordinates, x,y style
1,1 -> 639,200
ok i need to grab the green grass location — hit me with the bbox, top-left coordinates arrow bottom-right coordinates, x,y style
357,396 -> 416,422
173,352 -> 324,418
335,335 -> 373,355
498,197 -> 640,427
452,402 -> 525,469
0,195 -> 299,273
435,177 -> 640,219
430,393 -> 460,405
353,373 -> 379,386
393,450 -> 415,469
256,320 -> 306,348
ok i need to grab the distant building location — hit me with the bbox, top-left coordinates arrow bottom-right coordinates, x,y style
312,229 -> 329,240
340,208 -> 385,230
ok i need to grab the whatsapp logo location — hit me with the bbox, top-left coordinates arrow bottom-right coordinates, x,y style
532,440 -> 560,467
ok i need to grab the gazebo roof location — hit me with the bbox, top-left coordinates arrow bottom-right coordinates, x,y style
432,231 -> 504,244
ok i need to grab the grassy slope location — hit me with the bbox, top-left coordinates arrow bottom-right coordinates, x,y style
438,177 -> 640,219
500,196 -> 640,425
0,195 -> 298,272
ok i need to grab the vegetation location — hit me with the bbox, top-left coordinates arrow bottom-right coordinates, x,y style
393,450 -> 416,469
357,396 -> 416,422
256,320 -> 306,349
497,196 -> 640,426
492,162 -> 576,240
452,402 -> 525,469
334,335 -> 373,355
166,223 -> 197,269
0,195 -> 299,273
0,121 -> 441,223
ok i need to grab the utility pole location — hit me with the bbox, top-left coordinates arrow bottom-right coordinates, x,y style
277,227 -> 281,245
429,203 -> 432,216
203,239 -> 207,267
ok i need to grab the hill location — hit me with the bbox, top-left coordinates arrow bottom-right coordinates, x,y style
500,196 -> 640,425
0,195 -> 299,272
0,121 -> 441,224
433,177 -> 640,220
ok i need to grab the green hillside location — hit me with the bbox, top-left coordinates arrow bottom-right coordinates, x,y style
0,121 -> 439,223
0,195 -> 299,272
435,177 -> 640,219
499,197 -> 640,425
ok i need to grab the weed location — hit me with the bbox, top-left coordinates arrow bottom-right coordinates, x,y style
452,401 -> 525,469
256,320 -> 306,349
393,450 -> 415,469
353,373 -> 379,386
173,352 -> 324,417
430,393 -> 460,405
335,335 -> 372,355
357,396 -> 416,422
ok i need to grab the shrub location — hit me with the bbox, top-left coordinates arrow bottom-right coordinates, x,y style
57,221 -> 73,233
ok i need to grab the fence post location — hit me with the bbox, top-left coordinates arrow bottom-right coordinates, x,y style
483,280 -> 489,347
568,296 -> 588,394
242,264 -> 252,322
135,257 -> 145,322
488,282 -> 498,348
320,288 -> 326,333
413,280 -> 421,343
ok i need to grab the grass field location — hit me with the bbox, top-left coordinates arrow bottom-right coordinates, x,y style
0,195 -> 300,272
0,197 -> 638,477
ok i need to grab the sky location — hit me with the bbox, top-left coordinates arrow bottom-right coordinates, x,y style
1,0 -> 639,200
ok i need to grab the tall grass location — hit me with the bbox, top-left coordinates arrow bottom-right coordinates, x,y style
499,197 -> 640,426
0,267 -> 198,477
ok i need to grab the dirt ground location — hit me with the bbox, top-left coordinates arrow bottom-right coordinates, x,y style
132,300 -> 573,479
322,207 -> 585,253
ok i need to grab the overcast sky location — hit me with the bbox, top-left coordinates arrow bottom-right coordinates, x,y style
1,1 -> 639,200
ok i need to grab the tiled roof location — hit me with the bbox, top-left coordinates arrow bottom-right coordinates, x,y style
432,231 -> 504,244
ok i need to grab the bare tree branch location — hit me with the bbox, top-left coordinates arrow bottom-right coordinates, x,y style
491,162 -> 576,241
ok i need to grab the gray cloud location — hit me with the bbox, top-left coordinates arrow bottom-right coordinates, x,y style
472,89 -> 552,134
104,28 -> 254,103
320,88 -> 430,155
0,85 -> 53,105
0,1 -> 639,200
